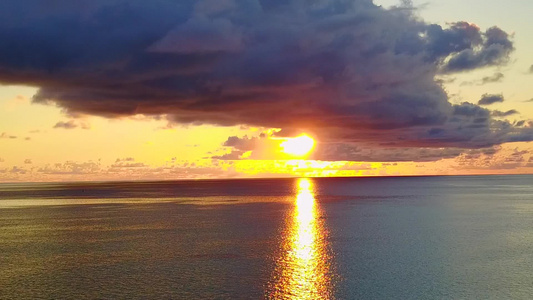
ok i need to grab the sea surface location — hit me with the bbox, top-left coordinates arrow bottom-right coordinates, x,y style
1,175 -> 532,299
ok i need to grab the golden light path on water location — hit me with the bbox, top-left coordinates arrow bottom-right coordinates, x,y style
268,178 -> 332,299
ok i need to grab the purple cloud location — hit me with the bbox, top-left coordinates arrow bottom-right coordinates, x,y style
0,0 -> 529,160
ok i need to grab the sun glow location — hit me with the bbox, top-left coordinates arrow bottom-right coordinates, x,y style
280,135 -> 315,156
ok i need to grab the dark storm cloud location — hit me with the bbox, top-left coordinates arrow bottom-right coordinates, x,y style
441,26 -> 513,72
478,93 -> 504,105
422,22 -> 514,72
0,0 -> 529,157
452,102 -> 490,117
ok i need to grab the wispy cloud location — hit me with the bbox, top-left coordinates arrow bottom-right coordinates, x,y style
462,72 -> 504,86
491,109 -> 518,117
53,120 -> 90,130
53,121 -> 78,130
0,132 -> 17,139
478,93 -> 504,105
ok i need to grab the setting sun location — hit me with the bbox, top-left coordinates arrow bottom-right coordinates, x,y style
280,135 -> 315,156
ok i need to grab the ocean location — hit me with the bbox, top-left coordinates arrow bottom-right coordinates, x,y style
1,175 -> 532,299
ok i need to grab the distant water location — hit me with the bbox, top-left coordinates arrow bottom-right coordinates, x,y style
1,175 -> 532,299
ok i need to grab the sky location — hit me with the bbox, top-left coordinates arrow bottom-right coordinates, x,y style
1,0 -> 532,182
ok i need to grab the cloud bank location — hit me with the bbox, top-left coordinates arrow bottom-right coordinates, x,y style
0,0 -> 531,161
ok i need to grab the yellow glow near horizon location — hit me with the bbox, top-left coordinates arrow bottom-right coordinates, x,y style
280,135 -> 315,156
268,178 -> 331,299
2,85 -> 533,182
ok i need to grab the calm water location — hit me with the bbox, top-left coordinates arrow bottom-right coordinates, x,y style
1,175 -> 532,299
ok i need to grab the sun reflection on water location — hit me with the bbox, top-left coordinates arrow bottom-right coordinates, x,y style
268,178 -> 332,299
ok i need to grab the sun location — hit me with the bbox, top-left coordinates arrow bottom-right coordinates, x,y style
280,135 -> 315,156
